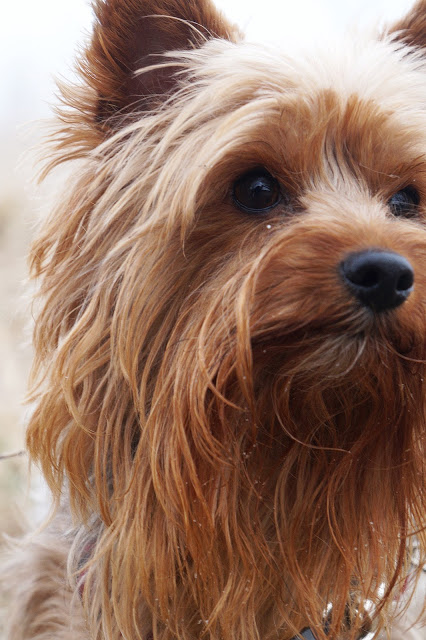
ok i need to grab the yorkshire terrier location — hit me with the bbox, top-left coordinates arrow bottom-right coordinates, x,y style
4,1 -> 426,639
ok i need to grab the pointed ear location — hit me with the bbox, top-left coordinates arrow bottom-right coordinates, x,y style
76,0 -> 239,134
388,0 -> 426,51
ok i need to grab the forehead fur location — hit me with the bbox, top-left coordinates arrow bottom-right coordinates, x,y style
106,33 -> 426,226
186,34 -> 426,114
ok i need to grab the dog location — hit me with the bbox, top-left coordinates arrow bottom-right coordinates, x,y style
4,1 -> 426,639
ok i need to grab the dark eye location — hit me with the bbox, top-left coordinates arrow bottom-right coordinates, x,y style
233,168 -> 282,214
388,186 -> 420,217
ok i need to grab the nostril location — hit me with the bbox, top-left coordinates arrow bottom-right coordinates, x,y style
349,265 -> 380,289
397,269 -> 414,293
340,250 -> 414,312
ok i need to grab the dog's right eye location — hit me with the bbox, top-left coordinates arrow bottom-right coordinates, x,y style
388,186 -> 420,218
233,169 -> 282,214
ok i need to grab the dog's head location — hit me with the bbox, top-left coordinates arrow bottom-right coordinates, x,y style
28,1 -> 426,638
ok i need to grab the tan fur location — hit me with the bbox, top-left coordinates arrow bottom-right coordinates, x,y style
3,515 -> 88,639
4,1 -> 426,639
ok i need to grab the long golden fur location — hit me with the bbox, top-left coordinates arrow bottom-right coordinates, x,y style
3,1 -> 426,639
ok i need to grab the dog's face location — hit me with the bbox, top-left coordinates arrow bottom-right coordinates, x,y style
28,1 -> 426,639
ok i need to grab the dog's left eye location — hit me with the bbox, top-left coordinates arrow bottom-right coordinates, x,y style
233,168 -> 282,214
388,186 -> 420,217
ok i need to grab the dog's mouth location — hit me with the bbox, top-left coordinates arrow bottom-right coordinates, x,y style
248,324 -> 424,440
250,304 -> 423,372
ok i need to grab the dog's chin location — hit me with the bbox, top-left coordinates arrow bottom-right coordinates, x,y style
252,305 -> 422,376
250,315 -> 424,444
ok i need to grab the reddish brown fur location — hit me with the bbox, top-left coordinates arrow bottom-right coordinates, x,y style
54,0 -> 239,159
391,0 -> 426,50
4,1 -> 426,640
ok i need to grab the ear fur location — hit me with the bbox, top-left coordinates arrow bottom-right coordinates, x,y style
76,0 -> 239,133
388,0 -> 426,51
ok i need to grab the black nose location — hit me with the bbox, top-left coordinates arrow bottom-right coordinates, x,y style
340,250 -> 414,312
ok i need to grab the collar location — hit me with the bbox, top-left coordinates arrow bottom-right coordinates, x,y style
294,630 -> 317,640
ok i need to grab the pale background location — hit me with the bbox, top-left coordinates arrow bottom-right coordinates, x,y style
0,0 -> 418,634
